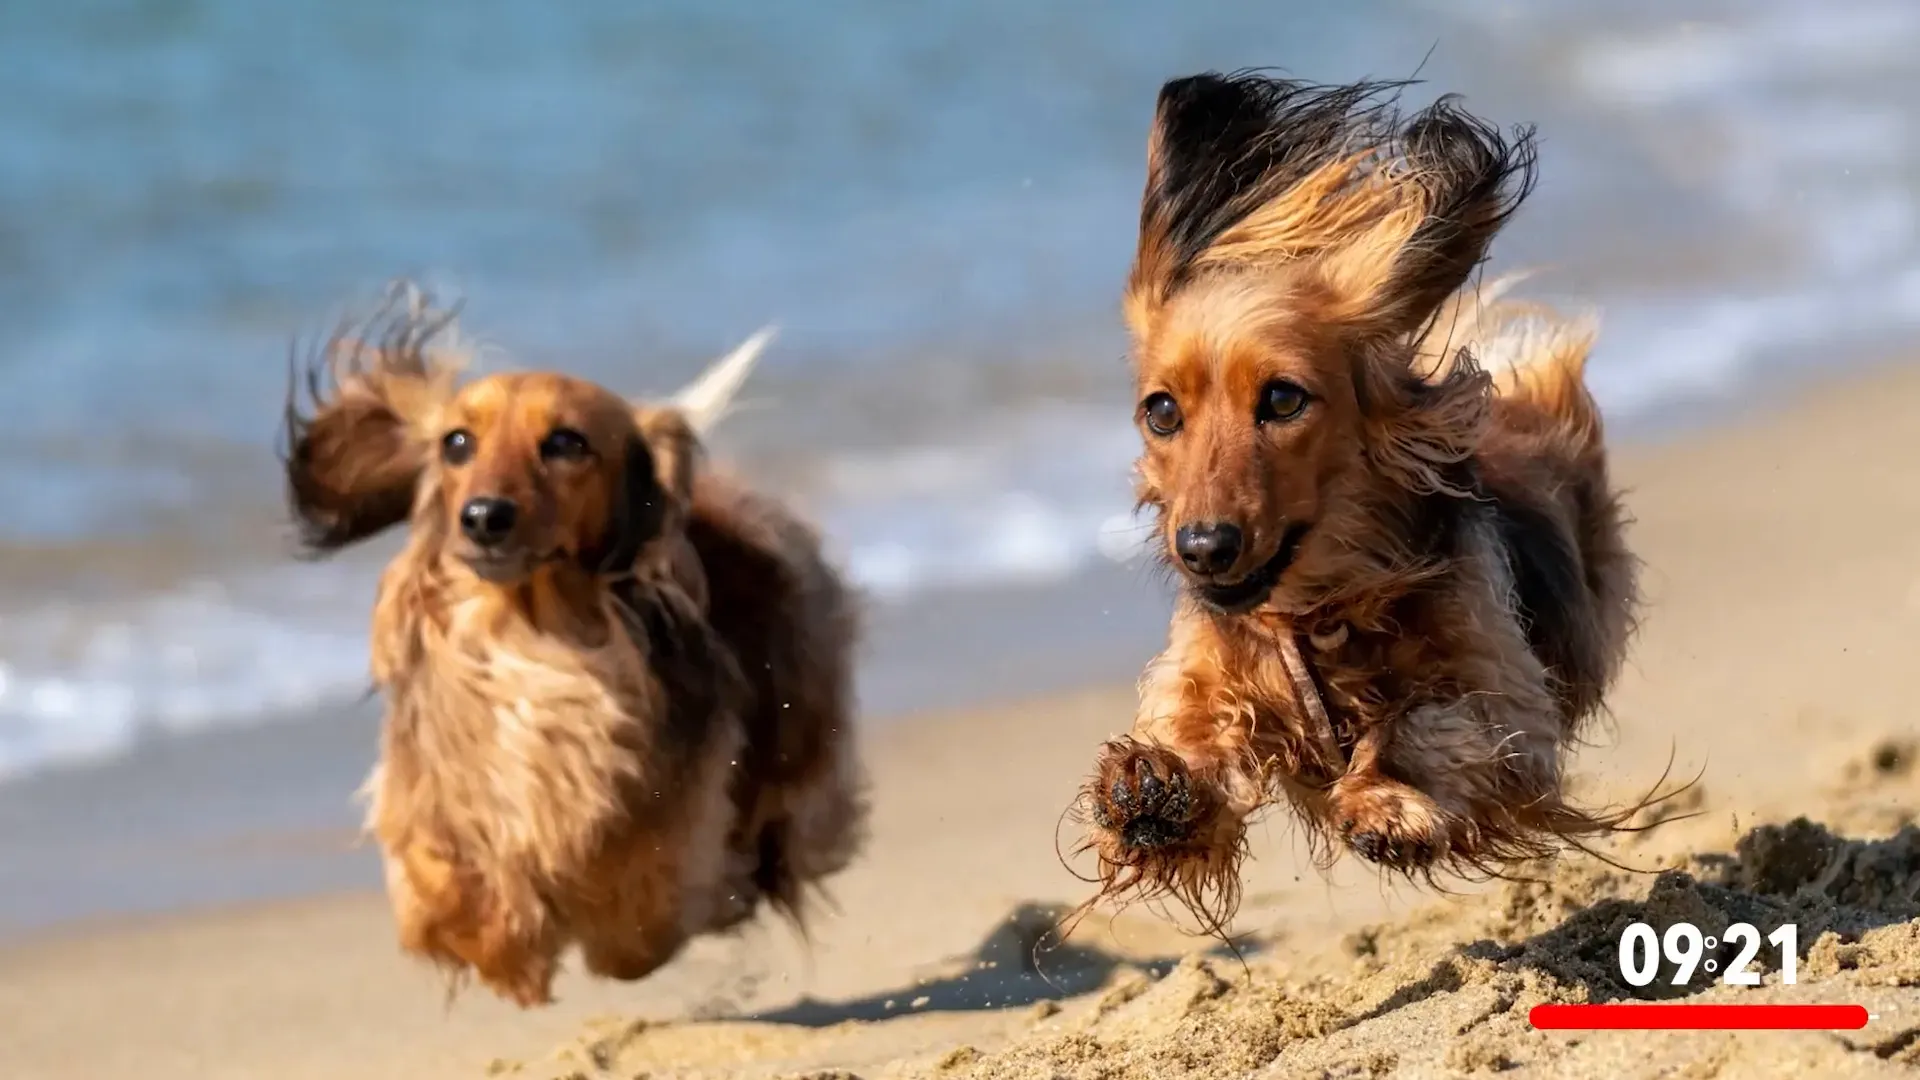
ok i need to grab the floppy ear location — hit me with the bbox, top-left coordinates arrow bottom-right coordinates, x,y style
1124,72 -> 1412,338
280,288 -> 464,554
1121,72 -> 1536,345
585,434 -> 675,576
1310,97 -> 1538,341
1128,72 -> 1296,325
590,327 -> 766,575
1322,100 -> 1527,494
282,349 -> 425,553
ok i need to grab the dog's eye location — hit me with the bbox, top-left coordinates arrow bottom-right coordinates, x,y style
539,427 -> 593,462
1257,380 -> 1311,424
1142,392 -> 1183,437
441,429 -> 475,465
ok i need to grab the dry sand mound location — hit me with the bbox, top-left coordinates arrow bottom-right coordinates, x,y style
502,743 -> 1920,1080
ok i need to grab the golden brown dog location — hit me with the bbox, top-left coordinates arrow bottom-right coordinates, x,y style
280,287 -> 865,1006
1078,72 -> 1645,926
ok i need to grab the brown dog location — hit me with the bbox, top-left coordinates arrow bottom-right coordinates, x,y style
1079,73 -> 1643,926
281,286 -> 865,1005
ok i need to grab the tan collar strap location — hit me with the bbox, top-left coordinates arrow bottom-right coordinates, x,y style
1279,622 -> 1349,778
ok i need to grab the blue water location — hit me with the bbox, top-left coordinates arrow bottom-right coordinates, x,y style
0,0 -> 1917,781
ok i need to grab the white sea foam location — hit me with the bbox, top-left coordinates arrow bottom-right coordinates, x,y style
0,567 -> 378,780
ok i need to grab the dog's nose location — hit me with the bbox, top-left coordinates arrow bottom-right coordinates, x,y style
459,497 -> 518,547
1174,521 -> 1243,575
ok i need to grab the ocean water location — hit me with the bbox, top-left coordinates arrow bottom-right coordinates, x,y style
1,0 -> 1917,784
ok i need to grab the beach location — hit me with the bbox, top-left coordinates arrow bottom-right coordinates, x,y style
2,0 -> 1919,1075
5,357 -> 1920,1078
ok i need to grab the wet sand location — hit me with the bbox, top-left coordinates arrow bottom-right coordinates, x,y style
5,360 -> 1920,1079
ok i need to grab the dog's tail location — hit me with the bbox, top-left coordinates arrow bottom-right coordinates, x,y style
1418,272 -> 1602,447
672,326 -> 777,437
1426,275 -> 1635,714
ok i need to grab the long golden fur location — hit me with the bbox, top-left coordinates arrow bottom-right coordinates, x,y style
280,287 -> 865,1006
1078,72 -> 1646,928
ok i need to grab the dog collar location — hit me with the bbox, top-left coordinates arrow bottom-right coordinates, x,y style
1280,621 -> 1351,780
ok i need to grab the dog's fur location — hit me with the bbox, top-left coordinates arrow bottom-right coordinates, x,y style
280,289 -> 865,1006
1079,72 -> 1643,926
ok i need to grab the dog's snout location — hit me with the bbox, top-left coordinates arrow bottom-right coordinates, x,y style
1175,521 -> 1243,575
459,497 -> 518,547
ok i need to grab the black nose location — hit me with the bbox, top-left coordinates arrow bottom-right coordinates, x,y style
459,497 -> 518,547
1174,521 -> 1243,575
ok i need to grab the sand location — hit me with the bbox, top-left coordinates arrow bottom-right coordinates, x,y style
6,361 -> 1920,1079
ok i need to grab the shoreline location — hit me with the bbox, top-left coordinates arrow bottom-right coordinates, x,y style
0,558 -> 1178,940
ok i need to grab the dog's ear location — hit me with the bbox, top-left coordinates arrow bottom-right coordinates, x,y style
586,434 -> 673,576
1310,98 -> 1538,341
1126,73 -> 1416,338
280,290 -> 464,554
586,325 -> 764,575
1128,73 -> 1341,338
1122,72 -> 1536,345
282,350 -> 431,554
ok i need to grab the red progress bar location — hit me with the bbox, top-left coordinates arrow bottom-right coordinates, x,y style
1530,1004 -> 1869,1031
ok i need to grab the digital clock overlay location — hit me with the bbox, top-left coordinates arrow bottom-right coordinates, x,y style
1527,921 -> 1871,1031
1504,812 -> 1919,1048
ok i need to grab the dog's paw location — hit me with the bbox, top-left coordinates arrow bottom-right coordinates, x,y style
1330,776 -> 1450,870
1088,740 -> 1206,850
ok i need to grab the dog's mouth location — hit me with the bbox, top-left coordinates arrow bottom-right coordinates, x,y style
459,547 -> 567,584
1189,522 -> 1311,614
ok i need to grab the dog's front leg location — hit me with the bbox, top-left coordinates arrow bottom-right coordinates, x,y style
1326,709 -> 1472,872
1329,686 -> 1588,873
1077,644 -> 1275,921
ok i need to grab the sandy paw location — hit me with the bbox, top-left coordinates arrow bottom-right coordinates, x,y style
1331,775 -> 1450,870
1089,740 -> 1208,851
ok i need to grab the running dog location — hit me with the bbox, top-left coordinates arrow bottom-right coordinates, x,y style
282,288 -> 865,1005
1079,72 -> 1643,926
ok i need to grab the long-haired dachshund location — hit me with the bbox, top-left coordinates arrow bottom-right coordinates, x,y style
281,287 -> 865,1006
1079,72 -> 1646,926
